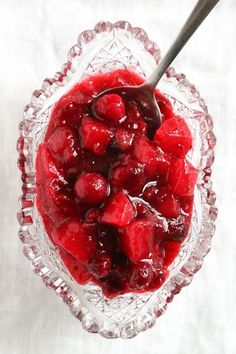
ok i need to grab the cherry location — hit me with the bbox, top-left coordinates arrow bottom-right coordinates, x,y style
94,93 -> 126,122
154,117 -> 192,157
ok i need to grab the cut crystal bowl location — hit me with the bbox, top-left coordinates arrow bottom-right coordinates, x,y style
17,21 -> 217,338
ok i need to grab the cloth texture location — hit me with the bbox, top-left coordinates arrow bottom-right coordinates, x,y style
0,0 -> 235,353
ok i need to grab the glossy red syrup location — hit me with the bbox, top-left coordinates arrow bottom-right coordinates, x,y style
36,69 -> 197,298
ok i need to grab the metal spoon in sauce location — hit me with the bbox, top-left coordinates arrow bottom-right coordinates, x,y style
92,0 -> 220,135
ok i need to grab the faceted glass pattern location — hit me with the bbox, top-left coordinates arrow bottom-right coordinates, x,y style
17,21 -> 217,338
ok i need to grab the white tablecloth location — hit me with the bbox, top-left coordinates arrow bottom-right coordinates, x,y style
0,0 -> 235,353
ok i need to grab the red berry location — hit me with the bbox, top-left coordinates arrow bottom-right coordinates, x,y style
85,208 -> 100,222
125,101 -> 147,134
80,117 -> 114,155
94,94 -> 126,122
129,261 -> 155,290
88,252 -> 112,278
168,158 -> 198,196
100,191 -> 135,227
74,172 -> 109,206
47,127 -> 79,166
133,136 -> 170,176
154,117 -> 192,157
119,219 -> 155,263
115,129 -> 134,150
53,219 -> 96,263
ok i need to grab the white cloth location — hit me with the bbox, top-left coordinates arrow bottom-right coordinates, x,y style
0,0 -> 235,353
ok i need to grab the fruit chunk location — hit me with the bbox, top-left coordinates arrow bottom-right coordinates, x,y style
119,219 -> 155,263
80,117 -> 114,155
115,129 -> 134,150
47,127 -> 79,166
100,191 -> 135,227
154,117 -> 192,157
125,101 -> 148,134
133,136 -> 170,176
168,158 -> 198,196
94,94 -> 126,122
53,219 -> 96,263
151,186 -> 180,218
74,172 -> 109,206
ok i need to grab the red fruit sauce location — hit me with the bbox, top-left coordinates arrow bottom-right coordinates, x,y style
36,69 -> 197,298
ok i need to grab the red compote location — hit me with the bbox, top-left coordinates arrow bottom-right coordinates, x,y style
36,69 -> 198,298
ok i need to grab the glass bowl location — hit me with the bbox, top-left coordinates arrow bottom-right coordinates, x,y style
17,21 -> 217,339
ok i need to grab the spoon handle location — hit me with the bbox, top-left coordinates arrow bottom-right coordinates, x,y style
145,0 -> 220,89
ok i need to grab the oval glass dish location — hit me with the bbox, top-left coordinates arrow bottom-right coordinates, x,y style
17,21 -> 217,339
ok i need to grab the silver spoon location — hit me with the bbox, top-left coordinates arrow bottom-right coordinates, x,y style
92,0 -> 220,137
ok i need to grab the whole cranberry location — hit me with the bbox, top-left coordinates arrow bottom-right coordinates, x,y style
74,172 -> 109,206
130,261 -> 155,290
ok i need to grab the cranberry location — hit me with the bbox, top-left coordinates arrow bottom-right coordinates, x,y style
130,261 -> 155,290
74,172 -> 109,206
119,218 -> 155,263
85,208 -> 100,222
94,93 -> 126,122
